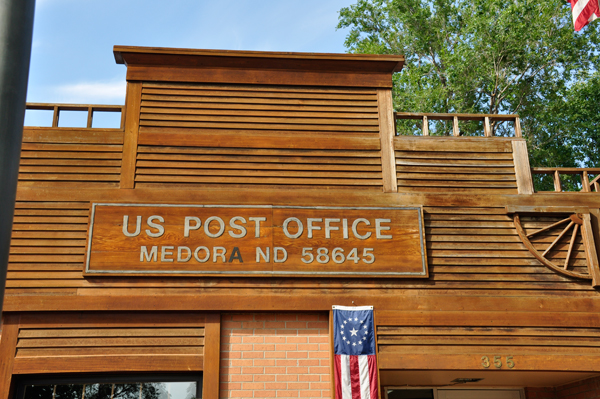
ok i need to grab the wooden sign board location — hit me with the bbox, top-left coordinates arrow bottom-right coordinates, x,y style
85,204 -> 428,277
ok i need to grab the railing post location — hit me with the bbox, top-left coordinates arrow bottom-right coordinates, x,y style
582,171 -> 590,192
514,116 -> 522,137
422,115 -> 429,136
452,116 -> 460,136
52,105 -> 59,127
484,117 -> 492,137
553,170 -> 562,192
87,106 -> 93,128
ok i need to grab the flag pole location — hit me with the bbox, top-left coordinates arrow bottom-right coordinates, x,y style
0,0 -> 36,317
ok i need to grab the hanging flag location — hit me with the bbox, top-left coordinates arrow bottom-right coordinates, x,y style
570,0 -> 600,31
333,305 -> 378,399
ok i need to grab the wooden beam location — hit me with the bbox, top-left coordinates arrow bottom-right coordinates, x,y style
511,140 -> 534,194
0,314 -> 20,399
484,117 -> 492,137
582,213 -> 600,288
203,313 -> 221,399
422,116 -> 429,136
452,116 -> 460,136
377,89 -> 397,192
120,82 -> 142,189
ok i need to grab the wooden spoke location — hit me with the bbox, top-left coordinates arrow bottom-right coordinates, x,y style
564,224 -> 579,270
526,217 -> 570,238
542,221 -> 574,257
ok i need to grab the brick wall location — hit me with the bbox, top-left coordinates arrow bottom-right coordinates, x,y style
220,313 -> 331,399
525,376 -> 600,399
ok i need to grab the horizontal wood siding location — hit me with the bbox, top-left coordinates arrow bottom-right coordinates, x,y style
395,138 -> 518,194
139,82 -> 380,134
134,82 -> 383,190
8,201 -> 88,286
19,128 -> 123,188
6,204 -> 592,292
10,313 -> 205,374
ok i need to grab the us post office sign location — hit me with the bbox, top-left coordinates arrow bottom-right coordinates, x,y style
85,204 -> 428,277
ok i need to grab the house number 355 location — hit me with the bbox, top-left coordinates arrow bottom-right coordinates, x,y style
481,356 -> 515,369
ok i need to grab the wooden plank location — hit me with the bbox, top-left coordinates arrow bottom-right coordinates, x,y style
203,313 -> 220,399
136,168 -> 382,179
377,89 -> 397,192
136,160 -> 382,172
395,136 -> 513,152
142,87 -> 378,101
18,312 -> 206,327
512,140 -> 534,194
20,143 -> 122,152
18,327 -> 204,338
16,337 -> 204,348
140,107 -> 379,119
135,175 -> 382,185
0,314 -> 20,399
138,130 -> 381,150
127,66 -> 393,88
143,81 -> 379,94
120,81 -> 142,189
12,355 -> 203,374
139,120 -> 379,132
22,128 -> 124,144
20,159 -> 121,166
581,213 -> 600,288
16,346 -> 204,357
20,151 -> 122,159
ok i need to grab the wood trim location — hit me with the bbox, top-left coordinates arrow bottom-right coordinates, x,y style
581,213 -> 600,288
512,140 -> 534,194
329,310 -> 336,399
126,66 -> 393,88
203,313 -> 221,399
120,81 -> 142,189
377,89 -> 397,192
378,353 -> 600,372
0,314 -> 20,399
12,355 -> 202,374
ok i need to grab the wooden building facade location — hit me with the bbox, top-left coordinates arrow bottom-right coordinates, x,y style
1,46 -> 600,399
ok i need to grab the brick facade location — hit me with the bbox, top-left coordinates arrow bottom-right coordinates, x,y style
526,377 -> 600,399
220,313 -> 331,399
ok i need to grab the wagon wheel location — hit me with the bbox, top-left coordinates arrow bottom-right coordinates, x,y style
513,213 -> 593,281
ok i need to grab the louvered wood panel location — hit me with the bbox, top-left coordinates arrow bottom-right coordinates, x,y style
377,325 -> 600,356
395,138 -> 518,194
135,146 -> 383,190
8,202 -> 88,285
18,142 -> 122,188
139,82 -> 379,134
423,207 -> 590,287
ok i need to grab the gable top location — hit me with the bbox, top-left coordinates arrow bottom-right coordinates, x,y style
113,45 -> 405,74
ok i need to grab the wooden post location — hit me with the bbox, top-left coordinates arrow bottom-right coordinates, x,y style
484,117 -> 492,137
87,106 -> 93,128
554,170 -> 562,192
203,313 -> 221,399
52,105 -> 59,127
511,140 -> 534,194
452,116 -> 460,136
0,314 -> 19,399
377,89 -> 398,193
120,81 -> 142,189
582,214 -> 600,288
514,116 -> 522,137
422,115 -> 429,136
582,171 -> 590,192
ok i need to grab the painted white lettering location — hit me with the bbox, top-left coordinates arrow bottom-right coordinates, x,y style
256,247 -> 270,263
140,245 -> 157,262
146,215 -> 165,238
177,246 -> 192,262
375,218 -> 392,239
342,219 -> 349,239
184,216 -> 201,237
307,218 -> 322,238
123,215 -> 142,237
324,218 -> 340,239
213,247 -> 227,262
283,217 -> 303,239
204,216 -> 225,238
194,246 -> 210,263
161,246 -> 174,262
352,218 -> 371,240
273,247 -> 288,263
228,216 -> 247,238
249,217 -> 267,238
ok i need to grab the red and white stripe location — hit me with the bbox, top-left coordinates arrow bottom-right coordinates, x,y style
335,355 -> 378,399
570,0 -> 599,31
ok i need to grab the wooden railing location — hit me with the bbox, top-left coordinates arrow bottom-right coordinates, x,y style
531,167 -> 600,192
26,103 -> 125,129
395,112 -> 522,137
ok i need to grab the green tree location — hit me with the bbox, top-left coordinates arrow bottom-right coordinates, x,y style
337,0 -> 600,167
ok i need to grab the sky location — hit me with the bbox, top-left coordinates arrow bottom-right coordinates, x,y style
26,0 -> 354,107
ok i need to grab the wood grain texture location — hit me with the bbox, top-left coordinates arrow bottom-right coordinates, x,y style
377,89 -> 397,192
120,81 -> 142,189
0,314 -> 20,399
512,140 -> 534,194
203,313 -> 221,399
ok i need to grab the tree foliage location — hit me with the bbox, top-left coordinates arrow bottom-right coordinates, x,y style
338,0 -> 600,167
